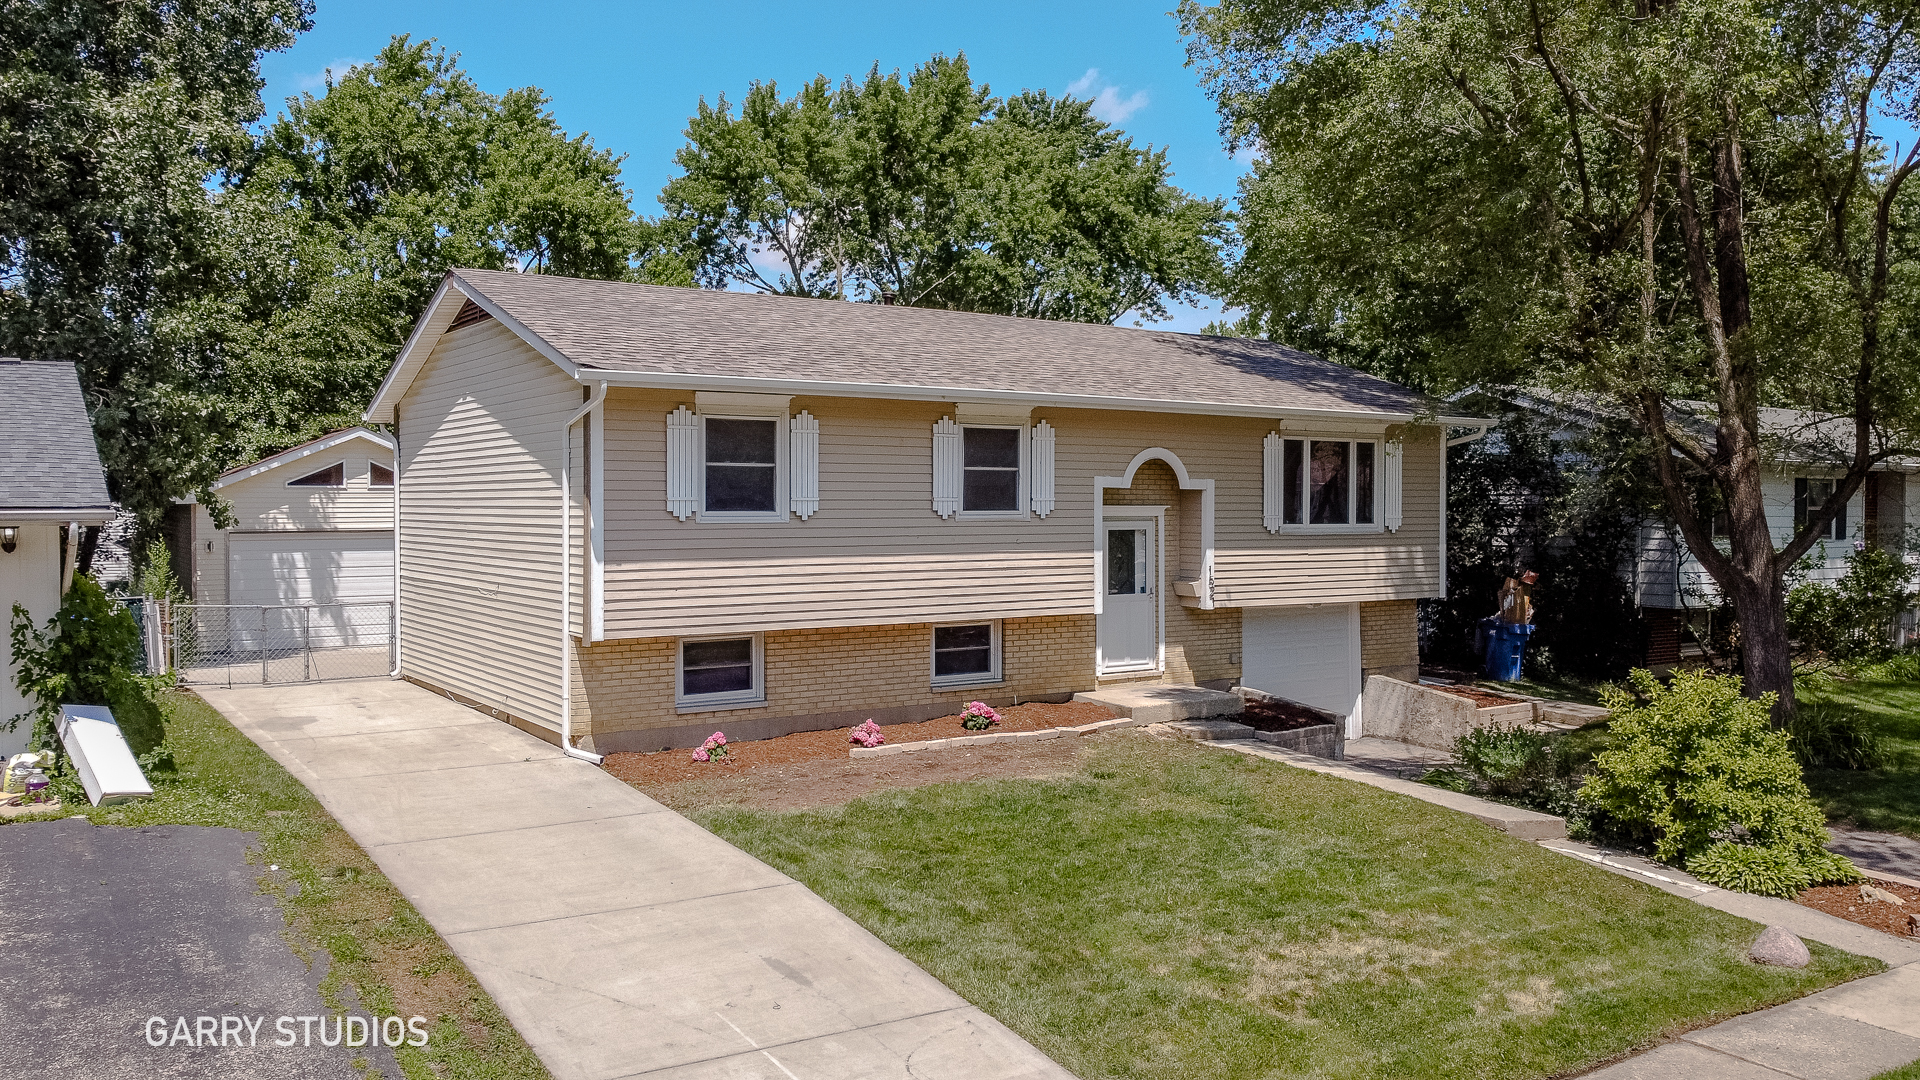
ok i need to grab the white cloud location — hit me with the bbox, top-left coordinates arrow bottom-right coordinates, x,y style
294,58 -> 367,93
1065,68 -> 1150,126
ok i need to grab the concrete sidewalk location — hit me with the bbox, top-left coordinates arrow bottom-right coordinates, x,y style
200,678 -> 1073,1080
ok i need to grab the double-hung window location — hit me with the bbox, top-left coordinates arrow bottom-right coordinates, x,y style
1794,478 -> 1846,540
1277,439 -> 1377,526
931,621 -> 1001,686
677,634 -> 764,709
705,418 -> 779,514
963,428 -> 1022,512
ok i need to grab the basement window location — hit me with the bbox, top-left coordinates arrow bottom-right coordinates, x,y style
677,634 -> 764,709
931,621 -> 1001,687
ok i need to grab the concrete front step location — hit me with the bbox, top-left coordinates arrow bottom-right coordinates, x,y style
1073,684 -> 1244,724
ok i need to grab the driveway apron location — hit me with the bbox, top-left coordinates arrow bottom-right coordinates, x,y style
200,678 -> 1073,1080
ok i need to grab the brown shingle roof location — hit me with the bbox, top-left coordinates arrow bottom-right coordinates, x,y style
448,269 -> 1447,420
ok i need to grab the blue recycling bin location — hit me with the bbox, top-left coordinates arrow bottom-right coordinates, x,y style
1483,623 -> 1534,682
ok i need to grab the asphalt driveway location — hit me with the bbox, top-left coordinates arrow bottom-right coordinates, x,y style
0,817 -> 400,1079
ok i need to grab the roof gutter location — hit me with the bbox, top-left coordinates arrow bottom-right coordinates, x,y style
557,381 -> 609,765
1447,423 -> 1495,447
568,368 -> 1491,428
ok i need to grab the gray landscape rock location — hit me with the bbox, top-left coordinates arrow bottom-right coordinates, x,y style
1861,884 -> 1907,905
1749,925 -> 1811,968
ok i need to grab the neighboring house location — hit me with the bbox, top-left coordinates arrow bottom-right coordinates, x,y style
0,359 -> 115,756
1467,388 -> 1917,665
169,427 -> 395,611
365,270 -> 1487,754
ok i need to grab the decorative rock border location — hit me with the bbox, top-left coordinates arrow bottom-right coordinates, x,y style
849,716 -> 1151,758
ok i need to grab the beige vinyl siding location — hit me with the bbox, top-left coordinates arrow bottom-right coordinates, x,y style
190,503 -> 226,605
600,393 -> 1443,638
217,443 -> 394,532
397,320 -> 577,731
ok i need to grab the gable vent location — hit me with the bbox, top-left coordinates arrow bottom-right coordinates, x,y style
449,299 -> 494,331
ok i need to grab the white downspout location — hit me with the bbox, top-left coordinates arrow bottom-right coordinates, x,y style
61,520 -> 80,594
390,425 -> 402,677
559,382 -> 609,764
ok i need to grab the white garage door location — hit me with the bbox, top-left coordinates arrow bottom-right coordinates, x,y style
1240,604 -> 1361,732
228,532 -> 393,606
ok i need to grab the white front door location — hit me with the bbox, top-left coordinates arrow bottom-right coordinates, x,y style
1098,519 -> 1159,672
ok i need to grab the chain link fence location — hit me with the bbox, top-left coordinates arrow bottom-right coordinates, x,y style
171,602 -> 394,687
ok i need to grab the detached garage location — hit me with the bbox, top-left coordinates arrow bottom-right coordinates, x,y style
175,428 -> 395,622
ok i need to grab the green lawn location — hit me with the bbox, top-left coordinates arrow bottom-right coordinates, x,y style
1798,672 -> 1920,838
5,690 -> 548,1080
696,734 -> 1877,1080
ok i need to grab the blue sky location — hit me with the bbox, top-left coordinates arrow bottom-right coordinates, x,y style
259,0 -> 1248,331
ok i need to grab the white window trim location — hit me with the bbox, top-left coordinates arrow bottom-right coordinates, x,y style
956,422 -> 1031,520
697,413 -> 789,523
930,619 -> 1004,688
1273,437 -> 1385,533
675,632 -> 766,711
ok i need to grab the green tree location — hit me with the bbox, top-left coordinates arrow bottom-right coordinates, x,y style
660,54 -> 1228,323
0,0 -> 312,527
1182,0 -> 1920,718
214,36 -> 651,461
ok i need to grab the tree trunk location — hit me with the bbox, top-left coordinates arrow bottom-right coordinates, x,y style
1723,572 -> 1796,725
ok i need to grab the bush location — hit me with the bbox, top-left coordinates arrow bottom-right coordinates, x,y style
1425,725 -> 1585,817
1787,546 -> 1916,663
1786,701 -> 1890,771
8,576 -> 165,757
1580,669 -> 1858,897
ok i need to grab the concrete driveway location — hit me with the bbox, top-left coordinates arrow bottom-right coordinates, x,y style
200,678 -> 1073,1080
0,817 -> 400,1079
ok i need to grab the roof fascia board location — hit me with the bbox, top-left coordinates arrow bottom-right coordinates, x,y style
0,508 -> 117,524
209,427 -> 394,492
364,272 -> 582,422
572,367 -> 1489,426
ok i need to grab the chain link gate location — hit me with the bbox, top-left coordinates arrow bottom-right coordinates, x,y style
171,602 -> 395,687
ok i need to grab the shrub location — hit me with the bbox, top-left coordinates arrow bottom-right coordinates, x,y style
1580,669 -> 1859,896
960,701 -> 1000,731
8,576 -> 165,757
849,720 -> 885,748
1425,725 -> 1586,817
1786,702 -> 1890,771
1787,545 -> 1916,663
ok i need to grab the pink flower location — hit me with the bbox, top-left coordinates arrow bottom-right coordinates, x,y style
691,748 -> 710,763
709,732 -> 728,746
850,719 -> 886,747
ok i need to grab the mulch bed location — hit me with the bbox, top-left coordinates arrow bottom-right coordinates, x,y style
1239,698 -> 1334,733
602,700 -> 1118,788
1796,880 -> 1920,939
1428,684 -> 1532,708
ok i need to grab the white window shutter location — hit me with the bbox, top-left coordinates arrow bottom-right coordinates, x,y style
790,410 -> 819,519
1382,437 -> 1404,532
667,406 -> 699,520
932,416 -> 961,518
1262,432 -> 1284,533
1030,420 -> 1055,517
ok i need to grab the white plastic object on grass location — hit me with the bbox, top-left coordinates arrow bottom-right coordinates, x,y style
56,705 -> 153,806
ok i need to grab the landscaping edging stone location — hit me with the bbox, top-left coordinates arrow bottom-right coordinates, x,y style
1360,675 -> 1609,750
849,716 -> 1151,758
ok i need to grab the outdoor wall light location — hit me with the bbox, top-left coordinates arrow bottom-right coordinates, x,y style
1,526 -> 16,554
